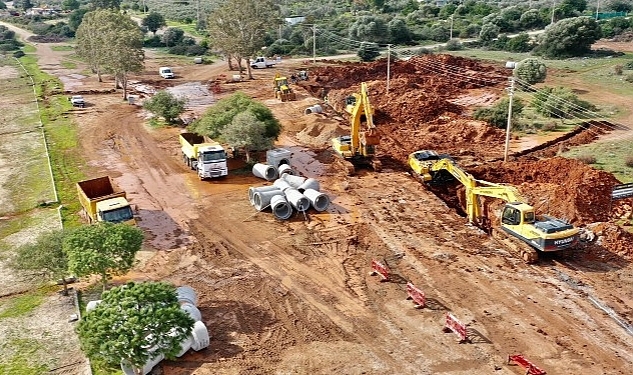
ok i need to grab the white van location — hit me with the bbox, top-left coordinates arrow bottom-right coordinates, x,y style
159,67 -> 174,79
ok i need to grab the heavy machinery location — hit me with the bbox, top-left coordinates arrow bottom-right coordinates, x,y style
408,150 -> 579,262
273,73 -> 297,102
331,82 -> 381,175
76,176 -> 135,225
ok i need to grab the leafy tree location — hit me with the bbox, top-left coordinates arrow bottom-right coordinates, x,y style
358,41 -> 380,61
63,222 -> 144,291
222,112 -> 275,162
505,33 -> 532,53
607,0 -> 633,12
62,0 -> 80,10
479,23 -> 500,43
473,97 -> 524,129
142,12 -> 166,35
535,17 -> 601,58
206,0 -> 281,79
77,10 -> 144,98
143,90 -> 186,123
77,281 -> 194,375
190,91 -> 281,141
349,15 -> 389,43
0,1 -> 6,9
16,0 -> 33,10
515,58 -> 547,84
69,8 -> 89,32
532,86 -> 596,118
561,0 -> 587,13
161,28 -> 184,47
91,0 -> 120,9
10,230 -> 71,295
600,17 -> 632,38
388,17 -> 411,44
520,9 -> 547,30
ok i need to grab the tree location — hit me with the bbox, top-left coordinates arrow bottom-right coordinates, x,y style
63,222 -> 144,291
10,230 -> 71,295
505,33 -> 532,53
222,112 -> 275,162
143,90 -> 186,123
206,0 -> 281,79
91,0 -> 120,9
349,15 -> 389,43
69,8 -> 88,32
16,0 -> 32,11
532,86 -> 596,118
190,92 -> 281,141
142,12 -> 166,35
161,28 -> 184,47
473,97 -> 524,129
77,10 -> 144,98
520,9 -> 547,30
515,58 -> 547,84
0,2 -> 6,10
535,17 -> 601,58
357,41 -> 380,62
607,0 -> 633,12
77,282 -> 194,375
479,23 -> 500,43
388,17 -> 411,44
62,0 -> 80,10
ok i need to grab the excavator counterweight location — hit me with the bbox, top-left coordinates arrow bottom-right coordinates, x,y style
408,150 -> 579,262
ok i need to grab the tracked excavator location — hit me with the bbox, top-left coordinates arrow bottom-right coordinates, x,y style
331,82 -> 381,175
408,150 -> 579,263
273,73 -> 297,102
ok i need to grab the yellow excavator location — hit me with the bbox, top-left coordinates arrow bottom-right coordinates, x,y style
331,82 -> 381,175
408,150 -> 579,262
273,73 -> 297,102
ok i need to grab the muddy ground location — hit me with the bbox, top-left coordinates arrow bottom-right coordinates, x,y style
11,33 -> 633,374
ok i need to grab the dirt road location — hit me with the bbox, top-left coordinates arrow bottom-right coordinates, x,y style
25,34 -> 633,374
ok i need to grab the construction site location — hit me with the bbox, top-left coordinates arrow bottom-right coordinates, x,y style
18,41 -> 633,374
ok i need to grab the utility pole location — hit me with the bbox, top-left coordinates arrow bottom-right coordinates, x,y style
449,15 -> 454,40
142,0 -> 146,14
386,44 -> 391,94
596,0 -> 600,20
504,74 -> 516,162
551,0 -> 556,24
312,25 -> 316,63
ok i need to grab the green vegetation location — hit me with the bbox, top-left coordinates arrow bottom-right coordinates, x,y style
60,59 -> 77,69
563,140 -> 633,183
17,54 -> 85,227
143,90 -> 186,124
50,45 -> 74,51
0,339 -> 47,375
165,20 -> 205,37
0,287 -> 52,319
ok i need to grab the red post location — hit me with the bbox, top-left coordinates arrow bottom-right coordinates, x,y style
370,260 -> 390,282
508,354 -> 547,375
406,282 -> 426,308
443,312 -> 470,343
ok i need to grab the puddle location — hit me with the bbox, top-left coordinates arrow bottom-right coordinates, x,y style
167,81 -> 215,109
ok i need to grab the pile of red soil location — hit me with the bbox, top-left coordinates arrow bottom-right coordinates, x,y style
470,157 -> 622,225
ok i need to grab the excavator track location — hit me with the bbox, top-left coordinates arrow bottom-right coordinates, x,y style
491,228 -> 539,263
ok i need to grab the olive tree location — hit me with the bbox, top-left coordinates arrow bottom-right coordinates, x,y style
473,97 -> 524,129
222,112 -> 275,163
10,230 -> 71,295
532,87 -> 596,118
142,12 -> 166,35
535,17 -> 601,59
358,42 -> 380,62
77,281 -> 194,375
515,58 -> 547,84
144,90 -> 186,124
63,222 -> 144,291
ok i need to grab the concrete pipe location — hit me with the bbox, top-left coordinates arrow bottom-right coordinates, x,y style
121,352 -> 165,375
176,285 -> 197,306
252,163 -> 278,181
273,178 -> 292,192
285,188 -> 310,212
180,302 -> 202,322
304,188 -> 330,212
253,189 -> 284,211
191,321 -> 211,351
282,174 -> 307,188
304,104 -> 323,114
297,178 -> 320,193
277,163 -> 296,177
176,335 -> 194,357
248,185 -> 279,205
270,195 -> 293,220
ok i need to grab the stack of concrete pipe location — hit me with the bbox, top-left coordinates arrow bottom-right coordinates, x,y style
249,164 -> 330,220
82,285 -> 209,375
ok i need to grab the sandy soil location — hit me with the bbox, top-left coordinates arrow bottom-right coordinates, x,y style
10,29 -> 633,374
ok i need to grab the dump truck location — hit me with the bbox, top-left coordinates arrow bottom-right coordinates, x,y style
76,176 -> 135,225
179,132 -> 228,179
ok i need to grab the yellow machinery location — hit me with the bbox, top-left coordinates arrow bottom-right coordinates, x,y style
273,73 -> 297,102
331,82 -> 381,174
408,150 -> 579,262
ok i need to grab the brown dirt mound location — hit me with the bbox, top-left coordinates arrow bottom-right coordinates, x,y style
470,157 -> 622,225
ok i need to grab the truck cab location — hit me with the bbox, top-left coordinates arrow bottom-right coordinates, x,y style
195,145 -> 228,179
250,57 -> 275,69
96,197 -> 134,224
159,67 -> 175,79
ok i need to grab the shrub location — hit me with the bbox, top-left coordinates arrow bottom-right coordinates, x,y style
625,156 -> 633,168
0,43 -> 18,51
515,58 -> 547,84
443,39 -> 463,51
357,42 -> 380,62
625,61 -> 633,70
614,64 -> 624,75
168,45 -> 188,55
577,154 -> 597,164
13,50 -> 25,58
186,44 -> 207,56
144,35 -> 164,47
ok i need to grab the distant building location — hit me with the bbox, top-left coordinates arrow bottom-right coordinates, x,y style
285,15 -> 305,25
